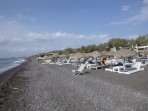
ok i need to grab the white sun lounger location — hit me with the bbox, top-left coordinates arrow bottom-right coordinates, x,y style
118,62 -> 144,74
141,59 -> 148,66
105,66 -> 124,72
87,64 -> 101,70
72,64 -> 85,75
105,67 -> 114,72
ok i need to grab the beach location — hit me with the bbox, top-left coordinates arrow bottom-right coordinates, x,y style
0,60 -> 148,111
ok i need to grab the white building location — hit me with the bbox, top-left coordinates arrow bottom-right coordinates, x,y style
134,45 -> 148,57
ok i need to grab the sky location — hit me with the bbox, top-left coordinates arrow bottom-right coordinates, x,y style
0,0 -> 148,58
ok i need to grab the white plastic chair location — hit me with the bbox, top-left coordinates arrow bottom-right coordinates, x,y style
72,64 -> 85,75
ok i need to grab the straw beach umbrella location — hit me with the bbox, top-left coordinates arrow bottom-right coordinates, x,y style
58,54 -> 69,58
70,52 -> 95,59
89,51 -> 101,57
106,50 -> 116,56
44,55 -> 58,60
100,51 -> 108,56
115,49 -> 136,57
69,53 -> 85,59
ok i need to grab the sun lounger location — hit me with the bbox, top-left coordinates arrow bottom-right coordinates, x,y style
72,64 -> 85,75
105,67 -> 114,72
105,66 -> 124,72
118,62 -> 144,74
141,59 -> 148,66
42,60 -> 56,64
72,62 -> 81,67
87,64 -> 101,70
105,62 -> 144,74
107,66 -> 124,72
105,62 -> 124,72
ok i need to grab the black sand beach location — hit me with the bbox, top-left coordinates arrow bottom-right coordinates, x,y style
0,60 -> 148,111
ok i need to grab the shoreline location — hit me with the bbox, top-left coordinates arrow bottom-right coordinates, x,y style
0,61 -> 30,110
0,61 -> 30,86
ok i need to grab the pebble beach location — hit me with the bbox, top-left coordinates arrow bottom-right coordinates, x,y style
0,60 -> 148,111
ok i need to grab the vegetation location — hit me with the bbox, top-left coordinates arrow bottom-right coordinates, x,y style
39,34 -> 148,56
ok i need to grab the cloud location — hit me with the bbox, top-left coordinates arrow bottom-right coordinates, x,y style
29,17 -> 37,22
0,14 -> 37,26
0,16 -> 4,19
24,32 -> 110,42
110,0 -> 148,25
0,15 -> 110,57
13,48 -> 28,52
0,30 -> 110,57
24,32 -> 74,41
143,0 -> 148,4
121,5 -> 130,11
0,14 -> 27,22
16,14 -> 26,19
25,32 -> 46,41
81,10 -> 87,14
16,14 -> 37,22
50,32 -> 74,39
6,21 -> 16,24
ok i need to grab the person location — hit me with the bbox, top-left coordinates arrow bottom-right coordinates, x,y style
37,57 -> 40,63
101,55 -> 106,70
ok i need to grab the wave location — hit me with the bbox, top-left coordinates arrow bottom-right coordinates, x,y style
0,58 -> 26,74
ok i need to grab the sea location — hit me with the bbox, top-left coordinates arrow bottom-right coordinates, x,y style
0,57 -> 26,74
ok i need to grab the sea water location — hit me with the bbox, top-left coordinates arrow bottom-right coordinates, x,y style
0,57 -> 26,74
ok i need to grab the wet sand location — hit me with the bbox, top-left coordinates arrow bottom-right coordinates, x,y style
0,60 -> 148,111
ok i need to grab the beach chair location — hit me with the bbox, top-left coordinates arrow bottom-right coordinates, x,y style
87,63 -> 101,70
105,67 -> 114,72
105,62 -> 124,72
141,59 -> 148,66
72,64 -> 85,75
105,66 -> 124,72
118,62 -> 144,74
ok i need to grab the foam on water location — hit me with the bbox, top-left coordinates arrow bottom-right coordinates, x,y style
0,57 -> 26,74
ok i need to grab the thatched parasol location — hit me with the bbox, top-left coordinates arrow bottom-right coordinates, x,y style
47,55 -> 59,59
70,52 -> 93,59
115,49 -> 136,57
58,54 -> 69,58
69,53 -> 84,59
106,50 -> 116,56
89,51 -> 101,57
100,51 -> 108,56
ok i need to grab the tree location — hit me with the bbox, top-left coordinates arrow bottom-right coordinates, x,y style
80,46 -> 86,53
97,43 -> 107,52
85,45 -> 97,53
38,53 -> 45,57
107,38 -> 128,49
136,35 -> 148,45
34,34 -> 148,57
64,48 -> 74,54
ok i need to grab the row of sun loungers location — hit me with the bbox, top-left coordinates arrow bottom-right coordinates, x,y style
72,62 -> 145,75
41,57 -> 147,75
105,62 -> 144,74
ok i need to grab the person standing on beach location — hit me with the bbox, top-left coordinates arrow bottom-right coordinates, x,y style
101,55 -> 106,70
38,57 -> 40,63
